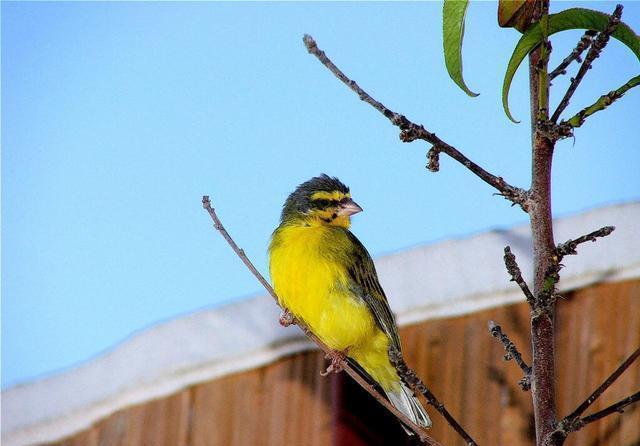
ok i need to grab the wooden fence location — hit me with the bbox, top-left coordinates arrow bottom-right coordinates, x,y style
51,279 -> 640,446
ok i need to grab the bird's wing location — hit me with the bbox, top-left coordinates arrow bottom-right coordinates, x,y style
345,231 -> 402,350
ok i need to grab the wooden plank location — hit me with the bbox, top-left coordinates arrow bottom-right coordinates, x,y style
46,279 -> 640,446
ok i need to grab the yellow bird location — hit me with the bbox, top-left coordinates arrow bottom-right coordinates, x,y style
269,174 -> 431,431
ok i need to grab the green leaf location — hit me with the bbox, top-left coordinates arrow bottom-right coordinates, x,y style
443,0 -> 479,97
502,8 -> 640,123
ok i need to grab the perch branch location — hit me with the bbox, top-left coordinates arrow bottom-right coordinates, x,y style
549,31 -> 596,80
202,196 -> 439,444
302,34 -> 529,212
488,321 -> 532,391
550,4 -> 624,123
545,347 -> 640,445
555,226 -> 615,260
389,347 -> 479,446
503,246 -> 536,306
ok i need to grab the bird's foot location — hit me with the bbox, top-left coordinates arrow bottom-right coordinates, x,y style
279,309 -> 296,327
320,349 -> 348,376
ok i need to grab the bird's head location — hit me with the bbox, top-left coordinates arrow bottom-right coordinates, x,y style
280,174 -> 363,228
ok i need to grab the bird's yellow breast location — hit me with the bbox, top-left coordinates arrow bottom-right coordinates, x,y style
269,224 -> 377,351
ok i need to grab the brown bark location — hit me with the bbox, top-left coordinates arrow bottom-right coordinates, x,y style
527,2 -> 558,443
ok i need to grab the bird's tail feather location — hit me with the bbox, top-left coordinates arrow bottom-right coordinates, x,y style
386,384 -> 432,434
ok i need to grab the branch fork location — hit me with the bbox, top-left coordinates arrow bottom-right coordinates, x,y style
544,348 -> 640,446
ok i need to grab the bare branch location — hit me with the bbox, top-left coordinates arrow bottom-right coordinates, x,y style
302,34 -> 530,212
488,321 -> 532,391
580,391 -> 640,426
202,196 -> 438,444
545,347 -> 640,445
530,225 -> 616,330
556,226 -> 615,260
503,246 -> 536,306
559,75 -> 640,131
549,31 -> 596,80
550,4 -> 624,123
565,347 -> 639,421
389,347 -> 479,446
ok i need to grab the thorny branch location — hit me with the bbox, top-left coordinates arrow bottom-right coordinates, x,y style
556,226 -> 615,260
550,5 -> 624,123
503,246 -> 536,306
549,31 -> 596,81
488,321 -> 532,391
202,196 -> 441,445
389,347 -> 479,446
302,34 -> 530,212
545,347 -> 640,445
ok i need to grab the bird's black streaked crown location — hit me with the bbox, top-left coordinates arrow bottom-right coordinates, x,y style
281,174 -> 349,222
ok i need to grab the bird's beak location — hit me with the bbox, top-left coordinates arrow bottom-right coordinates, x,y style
337,199 -> 363,216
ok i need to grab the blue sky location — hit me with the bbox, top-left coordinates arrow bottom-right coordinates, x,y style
2,1 -> 638,388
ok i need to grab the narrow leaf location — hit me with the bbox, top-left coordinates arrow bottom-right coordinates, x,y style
502,8 -> 640,123
443,0 -> 479,97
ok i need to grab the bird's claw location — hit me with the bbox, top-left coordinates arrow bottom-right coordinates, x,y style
320,350 -> 347,376
279,310 -> 295,327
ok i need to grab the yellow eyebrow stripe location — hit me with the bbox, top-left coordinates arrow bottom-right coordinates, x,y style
310,191 -> 350,201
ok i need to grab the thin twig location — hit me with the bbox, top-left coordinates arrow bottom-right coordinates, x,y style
202,196 -> 439,444
545,393 -> 640,446
545,347 -> 640,445
550,5 -> 624,123
389,347 -> 479,446
549,31 -> 596,80
303,34 -> 530,212
533,225 -> 617,324
559,75 -> 640,130
488,321 -> 532,391
565,347 -> 639,421
556,226 -> 615,260
580,391 -> 640,426
503,246 -> 536,306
